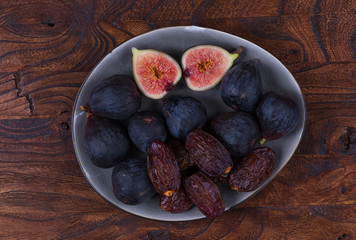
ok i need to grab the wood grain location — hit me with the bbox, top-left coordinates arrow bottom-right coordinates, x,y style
0,0 -> 355,239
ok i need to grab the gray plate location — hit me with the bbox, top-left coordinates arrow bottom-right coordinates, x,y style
72,26 -> 306,221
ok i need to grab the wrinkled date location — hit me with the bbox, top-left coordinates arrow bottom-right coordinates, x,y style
166,138 -> 195,171
229,147 -> 275,192
184,171 -> 225,218
185,129 -> 233,179
147,140 -> 181,196
159,188 -> 194,213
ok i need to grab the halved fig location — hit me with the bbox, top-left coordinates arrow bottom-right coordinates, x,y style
132,48 -> 182,99
182,45 -> 240,91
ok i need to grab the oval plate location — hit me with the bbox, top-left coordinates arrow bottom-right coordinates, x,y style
72,26 -> 306,221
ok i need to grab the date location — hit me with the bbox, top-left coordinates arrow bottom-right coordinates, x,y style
185,129 -> 233,179
147,140 -> 181,196
229,147 -> 275,192
159,188 -> 193,213
166,137 -> 195,171
184,171 -> 225,218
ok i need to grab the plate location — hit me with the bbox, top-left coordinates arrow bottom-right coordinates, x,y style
72,26 -> 306,221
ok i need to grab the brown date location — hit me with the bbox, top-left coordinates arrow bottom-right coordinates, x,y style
147,140 -> 181,196
229,147 -> 275,192
166,137 -> 194,171
185,129 -> 233,179
184,171 -> 225,218
159,188 -> 193,213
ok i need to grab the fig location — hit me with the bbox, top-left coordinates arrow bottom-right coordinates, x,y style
147,140 -> 181,197
256,92 -> 299,142
220,60 -> 262,112
132,47 -> 182,99
82,112 -> 130,168
185,129 -> 233,180
210,112 -> 260,158
87,74 -> 141,120
229,147 -> 275,192
161,95 -> 207,140
182,45 -> 240,91
128,111 -> 167,153
112,158 -> 156,205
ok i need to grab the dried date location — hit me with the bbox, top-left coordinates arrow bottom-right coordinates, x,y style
185,129 -> 233,179
184,171 -> 225,218
147,140 -> 181,196
229,147 -> 275,192
166,137 -> 194,171
159,188 -> 193,213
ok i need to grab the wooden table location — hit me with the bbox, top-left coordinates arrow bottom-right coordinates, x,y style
0,0 -> 355,239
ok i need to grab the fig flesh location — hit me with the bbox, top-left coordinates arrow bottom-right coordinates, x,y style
220,60 -> 262,112
182,45 -> 239,91
112,158 -> 156,205
88,75 -> 141,120
128,111 -> 167,153
210,112 -> 260,157
84,115 -> 130,168
132,48 -> 182,99
256,92 -> 299,141
161,95 -> 207,140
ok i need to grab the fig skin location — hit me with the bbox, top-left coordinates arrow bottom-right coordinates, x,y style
85,115 -> 130,168
229,147 -> 275,192
128,111 -> 167,153
88,74 -> 141,120
112,158 -> 156,205
220,60 -> 262,112
210,112 -> 260,158
161,95 -> 207,140
256,92 -> 299,141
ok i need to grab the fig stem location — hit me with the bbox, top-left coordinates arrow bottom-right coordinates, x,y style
259,138 -> 267,145
80,105 -> 93,118
233,46 -> 243,55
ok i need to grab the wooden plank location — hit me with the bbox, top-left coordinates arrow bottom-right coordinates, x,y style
0,205 -> 354,239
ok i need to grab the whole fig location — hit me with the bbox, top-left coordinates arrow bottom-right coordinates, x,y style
210,112 -> 260,157
112,158 -> 156,205
220,60 -> 262,112
161,95 -> 207,140
84,115 -> 129,168
256,91 -> 299,141
88,75 -> 141,120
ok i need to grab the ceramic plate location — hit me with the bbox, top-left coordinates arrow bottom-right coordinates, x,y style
72,26 -> 306,221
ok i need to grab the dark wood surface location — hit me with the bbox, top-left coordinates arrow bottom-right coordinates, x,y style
0,0 -> 355,239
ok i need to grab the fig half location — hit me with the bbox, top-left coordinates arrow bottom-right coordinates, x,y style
132,48 -> 182,99
182,45 -> 240,91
